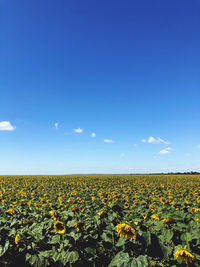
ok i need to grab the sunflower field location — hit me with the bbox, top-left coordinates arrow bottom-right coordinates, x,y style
0,174 -> 200,266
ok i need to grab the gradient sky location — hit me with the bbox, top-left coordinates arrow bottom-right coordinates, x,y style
0,0 -> 200,174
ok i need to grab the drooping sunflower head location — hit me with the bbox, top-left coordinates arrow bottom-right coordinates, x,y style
149,204 -> 156,211
22,219 -> 31,225
72,222 -> 86,231
49,210 -> 58,217
98,210 -> 106,216
49,210 -> 59,220
71,206 -> 79,212
174,248 -> 195,263
79,206 -> 84,212
190,207 -> 200,214
54,221 -> 66,234
142,213 -> 147,220
7,208 -> 16,216
151,214 -> 159,221
162,217 -> 174,224
116,223 -> 137,240
15,234 -> 20,245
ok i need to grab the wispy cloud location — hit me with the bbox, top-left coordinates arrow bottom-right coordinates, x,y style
104,139 -> 115,143
120,153 -> 125,157
73,128 -> 83,133
197,144 -> 200,149
185,153 -> 191,157
0,121 -> 16,131
91,132 -> 96,137
133,144 -> 137,147
159,147 -> 173,154
141,136 -> 170,145
54,122 -> 59,129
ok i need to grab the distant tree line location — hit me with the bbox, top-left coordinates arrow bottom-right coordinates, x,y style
151,171 -> 200,175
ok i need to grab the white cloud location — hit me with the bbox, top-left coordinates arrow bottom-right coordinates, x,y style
166,147 -> 173,151
133,144 -> 137,147
73,128 -> 83,133
54,122 -> 59,129
0,121 -> 16,131
159,147 -> 173,154
104,139 -> 115,143
197,144 -> 200,149
185,153 -> 191,157
159,149 -> 170,154
141,136 -> 170,145
91,132 -> 96,137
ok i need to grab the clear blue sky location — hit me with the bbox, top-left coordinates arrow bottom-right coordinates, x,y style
0,0 -> 200,174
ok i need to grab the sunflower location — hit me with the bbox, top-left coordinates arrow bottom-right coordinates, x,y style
15,234 -> 20,245
54,221 -> 66,234
22,220 -> 31,225
79,206 -> 84,212
151,214 -> 159,221
190,208 -> 200,213
102,198 -> 108,204
196,218 -> 200,223
49,210 -> 59,220
124,202 -> 129,209
116,223 -> 137,240
72,222 -> 86,231
174,248 -> 195,263
149,204 -> 156,211
98,210 -> 106,216
162,218 -> 174,224
71,206 -> 79,212
142,214 -> 147,220
6,208 -> 16,216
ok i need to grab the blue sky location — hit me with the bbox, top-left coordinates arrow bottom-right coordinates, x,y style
0,0 -> 200,174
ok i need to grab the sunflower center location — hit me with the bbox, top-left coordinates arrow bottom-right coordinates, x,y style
57,223 -> 64,230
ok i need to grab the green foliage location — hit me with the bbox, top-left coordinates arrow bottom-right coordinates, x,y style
0,174 -> 199,266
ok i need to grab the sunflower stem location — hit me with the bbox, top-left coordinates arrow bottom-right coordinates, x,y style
131,250 -> 133,257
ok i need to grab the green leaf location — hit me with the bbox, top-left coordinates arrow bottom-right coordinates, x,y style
69,231 -> 81,240
135,255 -> 148,267
39,250 -> 52,258
64,251 -> 79,264
26,253 -> 32,261
52,251 -> 61,262
49,234 -> 60,244
159,241 -> 173,259
131,255 -> 148,267
181,232 -> 192,242
85,247 -> 96,255
116,237 -> 126,247
141,231 -> 151,246
29,255 -> 38,265
101,232 -> 112,243
0,240 -> 10,257
109,252 -> 130,267
163,229 -> 174,243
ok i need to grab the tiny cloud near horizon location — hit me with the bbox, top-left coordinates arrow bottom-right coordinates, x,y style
104,139 -> 115,143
